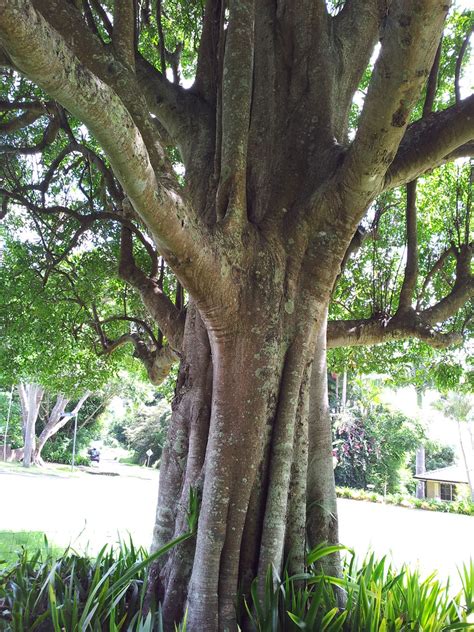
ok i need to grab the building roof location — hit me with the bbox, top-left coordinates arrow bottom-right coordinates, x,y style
413,465 -> 470,485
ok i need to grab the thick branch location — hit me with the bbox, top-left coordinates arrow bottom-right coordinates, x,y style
332,0 -> 387,128
119,227 -> 185,351
100,331 -> 178,385
397,174 -> 418,312
113,0 -> 136,70
216,0 -> 255,223
386,95 -> 474,189
327,316 -> 463,349
0,0 -> 221,300
341,0 -> 449,204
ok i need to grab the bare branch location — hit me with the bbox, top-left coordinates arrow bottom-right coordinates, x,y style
156,0 -> 166,74
422,243 -> 473,325
89,0 -> 113,36
0,104 -> 61,154
416,245 -> 456,309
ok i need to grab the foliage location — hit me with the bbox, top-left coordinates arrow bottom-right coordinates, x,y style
105,373 -> 172,464
0,389 -> 21,449
0,236 -> 116,395
242,545 -> 474,631
2,542 -> 473,631
121,398 -> 171,466
0,536 -> 193,632
333,403 -> 424,494
336,486 -> 474,517
328,158 -> 473,390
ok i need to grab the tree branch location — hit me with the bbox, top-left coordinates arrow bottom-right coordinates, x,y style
216,0 -> 254,224
329,242 -> 473,350
0,0 -> 222,301
332,0 -> 387,130
416,245 -> 456,310
113,0 -> 136,71
341,0 -> 450,205
396,180 -> 418,312
0,104 -> 61,153
119,226 -> 185,351
327,316 -> 463,349
455,24 -> 472,104
99,330 -> 178,385
422,243 -> 473,325
385,95 -> 474,189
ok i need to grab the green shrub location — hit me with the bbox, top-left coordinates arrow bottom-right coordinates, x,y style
0,537 -> 195,630
242,545 -> 474,632
2,542 -> 473,631
41,442 -> 90,466
336,486 -> 474,517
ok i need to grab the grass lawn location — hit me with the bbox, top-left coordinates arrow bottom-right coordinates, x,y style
0,530 -> 62,565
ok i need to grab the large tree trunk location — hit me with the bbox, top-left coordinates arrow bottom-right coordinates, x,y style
150,246 -> 341,630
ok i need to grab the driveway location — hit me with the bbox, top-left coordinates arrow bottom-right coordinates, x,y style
338,498 -> 474,590
1,465 -> 472,590
0,461 -> 159,553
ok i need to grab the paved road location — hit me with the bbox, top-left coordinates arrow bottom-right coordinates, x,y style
1,465 -> 473,589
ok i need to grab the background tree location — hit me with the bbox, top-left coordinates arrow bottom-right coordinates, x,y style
333,401 -> 424,494
434,391 -> 474,501
0,2 -> 473,629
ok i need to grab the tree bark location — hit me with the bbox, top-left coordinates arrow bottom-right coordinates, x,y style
18,383 -> 44,467
306,311 -> 341,577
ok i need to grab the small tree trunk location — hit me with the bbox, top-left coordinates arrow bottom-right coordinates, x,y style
19,383 -> 44,468
32,391 -> 90,465
458,420 -> 474,502
415,388 -> 426,498
33,394 -> 69,465
415,446 -> 426,498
